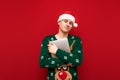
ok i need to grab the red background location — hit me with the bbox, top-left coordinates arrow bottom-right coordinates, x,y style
0,0 -> 120,80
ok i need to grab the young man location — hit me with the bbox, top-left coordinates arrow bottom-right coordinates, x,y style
40,12 -> 83,80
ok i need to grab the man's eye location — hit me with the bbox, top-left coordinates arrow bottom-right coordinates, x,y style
69,22 -> 73,25
64,19 -> 68,23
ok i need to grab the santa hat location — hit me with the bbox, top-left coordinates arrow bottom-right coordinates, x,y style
57,11 -> 78,27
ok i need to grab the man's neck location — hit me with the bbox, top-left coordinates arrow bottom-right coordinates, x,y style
55,32 -> 68,39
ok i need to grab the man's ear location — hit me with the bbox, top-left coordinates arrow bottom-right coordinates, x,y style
58,22 -> 60,25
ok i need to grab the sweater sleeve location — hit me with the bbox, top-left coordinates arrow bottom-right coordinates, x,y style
40,36 -> 64,68
56,36 -> 83,66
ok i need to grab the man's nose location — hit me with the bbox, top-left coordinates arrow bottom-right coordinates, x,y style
66,24 -> 70,27
66,22 -> 70,26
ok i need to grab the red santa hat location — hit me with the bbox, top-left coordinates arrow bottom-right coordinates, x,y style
57,11 -> 78,27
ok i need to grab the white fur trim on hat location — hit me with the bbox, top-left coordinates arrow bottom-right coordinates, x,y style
57,14 -> 78,27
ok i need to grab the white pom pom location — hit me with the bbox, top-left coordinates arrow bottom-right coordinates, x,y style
74,23 -> 78,27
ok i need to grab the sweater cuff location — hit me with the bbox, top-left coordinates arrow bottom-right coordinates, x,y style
56,49 -> 63,57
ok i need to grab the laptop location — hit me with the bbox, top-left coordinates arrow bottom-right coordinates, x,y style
49,38 -> 70,58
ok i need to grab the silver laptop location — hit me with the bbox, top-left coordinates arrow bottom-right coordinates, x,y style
49,38 -> 70,58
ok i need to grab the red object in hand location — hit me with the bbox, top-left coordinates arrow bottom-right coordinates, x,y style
58,71 -> 67,80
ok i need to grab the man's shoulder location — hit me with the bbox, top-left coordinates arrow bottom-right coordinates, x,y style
45,35 -> 54,38
68,34 -> 81,40
42,35 -> 55,41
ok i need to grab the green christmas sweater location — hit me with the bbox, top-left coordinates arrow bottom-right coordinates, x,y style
40,34 -> 83,80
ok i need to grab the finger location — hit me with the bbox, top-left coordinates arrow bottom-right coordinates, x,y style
51,43 -> 56,46
48,46 -> 49,49
47,44 -> 52,46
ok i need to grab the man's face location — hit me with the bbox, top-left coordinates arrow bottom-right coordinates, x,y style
58,19 -> 73,33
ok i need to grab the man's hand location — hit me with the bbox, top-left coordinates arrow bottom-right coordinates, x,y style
47,43 -> 58,54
